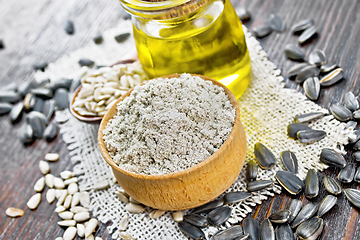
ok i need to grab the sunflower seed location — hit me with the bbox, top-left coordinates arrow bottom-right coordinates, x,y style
349,130 -> 360,144
192,199 -> 224,214
288,123 -> 312,139
58,220 -> 76,228
275,223 -> 293,240
27,193 -> 41,210
178,221 -> 205,240
259,218 -> 274,240
45,174 -> 55,188
34,177 -> 45,192
41,99 -> 55,120
54,88 -> 69,110
323,176 -> 342,195
33,96 -> 44,112
296,217 -> 323,240
79,192 -> 90,208
125,202 -> 145,214
253,24 -> 272,38
76,223 -> 85,237
57,190 -> 68,206
64,177 -> 78,185
286,199 -> 302,223
211,225 -> 244,240
338,164 -> 355,183
9,102 -> 24,123
320,62 -> 338,73
73,211 -> 90,222
308,49 -> 327,66
0,91 -> 20,103
27,111 -> 47,138
118,213 -> 130,231
46,189 -> 56,204
237,8 -> 251,21
329,104 -> 352,122
64,195 -> 72,209
184,213 -> 208,228
246,160 -> 258,182
39,160 -> 50,174
68,183 -> 79,195
149,209 -> 166,219
291,19 -> 314,34
276,171 -> 305,195
298,26 -> 317,44
319,68 -> 344,87
294,112 -> 325,124
6,207 -> 25,217
287,63 -> 310,78
355,142 -> 360,152
92,180 -> 110,190
85,218 -> 98,237
297,129 -> 326,143
320,148 -> 346,168
291,203 -> 318,228
31,88 -> 53,99
269,209 -> 291,224
223,192 -> 252,204
64,226 -> 77,240
115,191 -> 129,204
344,121 -> 357,130
304,77 -> 320,101
344,188 -> 360,208
284,44 -> 305,61
247,180 -> 273,192
54,177 -> 66,189
55,206 -> 66,213
43,123 -> 58,142
344,92 -> 359,112
119,232 -> 135,240
45,153 -> 59,162
173,211 -> 184,222
295,65 -> 320,83
268,14 -> 285,32
305,169 -> 319,199
79,59 -> 95,67
0,102 -> 13,115
65,20 -> 75,35
353,152 -> 360,162
317,195 -> 337,217
23,93 -> 36,111
354,110 -> 360,120
208,206 -> 231,226
70,206 -> 88,213
254,143 -> 276,169
59,211 -> 74,220
280,151 -> 298,173
60,171 -> 75,180
93,33 -> 103,44
355,168 -> 360,183
115,33 -> 131,43
243,218 -> 259,240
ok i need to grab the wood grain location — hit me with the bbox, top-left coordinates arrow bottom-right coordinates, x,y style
0,0 -> 359,239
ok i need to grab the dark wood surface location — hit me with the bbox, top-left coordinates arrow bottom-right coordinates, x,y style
0,0 -> 359,239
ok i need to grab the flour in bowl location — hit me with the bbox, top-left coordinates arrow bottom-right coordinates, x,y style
102,73 -> 235,175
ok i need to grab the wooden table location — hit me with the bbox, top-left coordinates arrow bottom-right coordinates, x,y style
0,0 -> 359,239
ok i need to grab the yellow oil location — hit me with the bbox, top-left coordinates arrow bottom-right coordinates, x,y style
132,0 -> 251,98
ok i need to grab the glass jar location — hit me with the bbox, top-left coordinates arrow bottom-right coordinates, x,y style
119,0 -> 251,98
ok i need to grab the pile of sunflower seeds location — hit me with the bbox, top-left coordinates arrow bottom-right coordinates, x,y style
5,152 -> 105,240
72,60 -> 148,117
0,76 -> 78,144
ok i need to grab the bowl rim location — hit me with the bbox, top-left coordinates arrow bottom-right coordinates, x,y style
98,73 -> 241,180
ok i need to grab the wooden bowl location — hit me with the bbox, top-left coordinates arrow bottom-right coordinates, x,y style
98,74 -> 247,210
